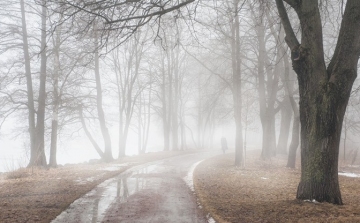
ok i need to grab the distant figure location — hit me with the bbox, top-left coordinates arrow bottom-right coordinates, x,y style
221,137 -> 228,154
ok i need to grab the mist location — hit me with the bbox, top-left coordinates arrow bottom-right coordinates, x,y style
2,1 -> 360,221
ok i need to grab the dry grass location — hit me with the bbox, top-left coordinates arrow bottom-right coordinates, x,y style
194,150 -> 360,223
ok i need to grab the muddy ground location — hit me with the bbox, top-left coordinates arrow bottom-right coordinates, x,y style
0,151 -> 194,223
194,150 -> 360,223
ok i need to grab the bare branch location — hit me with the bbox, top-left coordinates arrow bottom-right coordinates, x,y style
275,0 -> 299,50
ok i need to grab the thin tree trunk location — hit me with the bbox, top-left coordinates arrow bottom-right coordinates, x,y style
94,25 -> 112,162
160,49 -> 170,151
29,0 -> 47,167
232,0 -> 243,167
49,21 -> 62,168
79,107 -> 105,158
138,93 -> 142,154
20,0 -> 37,167
283,47 -> 299,169
277,100 -> 292,154
260,113 -> 277,158
167,49 -> 173,150
286,114 -> 300,168
172,47 -> 179,151
141,82 -> 152,154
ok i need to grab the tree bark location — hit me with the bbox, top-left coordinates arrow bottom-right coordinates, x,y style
276,0 -> 360,204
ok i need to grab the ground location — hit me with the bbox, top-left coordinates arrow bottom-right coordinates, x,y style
2,149 -> 360,223
0,151 -> 192,223
194,150 -> 360,223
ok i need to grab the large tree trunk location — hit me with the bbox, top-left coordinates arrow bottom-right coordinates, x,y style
276,0 -> 360,204
296,78 -> 346,204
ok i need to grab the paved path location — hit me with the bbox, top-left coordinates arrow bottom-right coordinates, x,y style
52,151 -> 218,223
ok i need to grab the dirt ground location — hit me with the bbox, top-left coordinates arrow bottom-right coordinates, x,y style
0,150 -> 193,223
194,150 -> 360,223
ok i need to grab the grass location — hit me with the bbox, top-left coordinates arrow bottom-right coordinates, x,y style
194,151 -> 360,223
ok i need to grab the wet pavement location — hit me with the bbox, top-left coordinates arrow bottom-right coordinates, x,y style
51,151 -> 219,223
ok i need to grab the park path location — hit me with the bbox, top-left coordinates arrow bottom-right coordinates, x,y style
51,151 -> 218,223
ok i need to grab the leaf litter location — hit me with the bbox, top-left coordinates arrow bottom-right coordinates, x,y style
194,150 -> 360,223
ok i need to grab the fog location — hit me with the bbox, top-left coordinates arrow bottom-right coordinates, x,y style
3,1 -> 360,222
0,0 -> 359,174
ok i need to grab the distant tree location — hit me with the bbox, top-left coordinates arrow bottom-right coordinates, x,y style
87,23 -> 113,162
107,31 -> 149,158
136,75 -> 153,154
276,31 -> 294,155
249,5 -> 284,159
285,53 -> 300,169
275,0 -> 360,204
193,0 -> 245,166
341,94 -> 360,163
151,41 -> 171,151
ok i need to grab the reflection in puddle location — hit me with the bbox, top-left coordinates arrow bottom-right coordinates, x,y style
51,162 -> 160,223
52,152 -> 218,223
93,168 -> 152,221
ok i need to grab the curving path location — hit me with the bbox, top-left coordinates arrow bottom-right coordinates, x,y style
51,151 -> 219,223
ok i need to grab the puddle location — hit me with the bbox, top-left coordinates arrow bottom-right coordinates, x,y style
52,161 -> 162,223
98,163 -> 130,171
52,152 -> 219,223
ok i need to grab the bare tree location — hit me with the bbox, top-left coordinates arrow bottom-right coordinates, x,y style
275,0 -> 360,204
107,31 -> 148,158
52,0 -> 196,50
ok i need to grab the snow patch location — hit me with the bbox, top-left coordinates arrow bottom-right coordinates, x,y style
183,160 -> 217,223
304,199 -> 319,203
207,213 -> 216,223
339,172 -> 360,178
261,177 -> 268,180
183,160 -> 202,192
